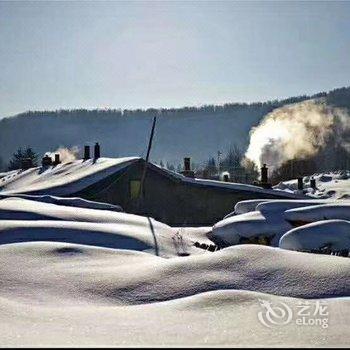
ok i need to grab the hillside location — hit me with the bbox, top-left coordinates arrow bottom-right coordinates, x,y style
0,87 -> 348,169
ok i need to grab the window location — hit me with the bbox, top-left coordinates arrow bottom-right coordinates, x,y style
130,180 -> 141,199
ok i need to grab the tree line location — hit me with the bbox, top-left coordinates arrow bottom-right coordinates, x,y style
6,86 -> 347,121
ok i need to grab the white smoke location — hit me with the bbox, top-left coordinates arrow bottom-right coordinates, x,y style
46,146 -> 80,163
245,99 -> 350,172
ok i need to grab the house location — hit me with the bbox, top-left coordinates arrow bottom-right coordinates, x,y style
0,156 -> 304,226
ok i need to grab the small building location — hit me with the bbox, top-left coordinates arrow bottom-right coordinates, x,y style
0,157 -> 303,226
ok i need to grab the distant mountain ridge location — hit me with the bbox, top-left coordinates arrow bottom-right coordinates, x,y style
0,86 -> 349,169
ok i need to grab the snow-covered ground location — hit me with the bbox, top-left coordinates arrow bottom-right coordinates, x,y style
0,169 -> 348,346
0,241 -> 349,346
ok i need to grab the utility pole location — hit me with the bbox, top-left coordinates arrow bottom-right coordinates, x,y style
139,117 -> 157,203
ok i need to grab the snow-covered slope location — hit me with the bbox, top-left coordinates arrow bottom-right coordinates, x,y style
0,157 -> 139,195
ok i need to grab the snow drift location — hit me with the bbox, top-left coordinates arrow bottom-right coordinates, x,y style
279,220 -> 350,253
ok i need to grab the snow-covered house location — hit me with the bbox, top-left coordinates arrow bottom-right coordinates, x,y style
0,157 -> 303,225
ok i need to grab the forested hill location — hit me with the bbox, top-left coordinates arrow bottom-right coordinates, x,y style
0,87 -> 349,169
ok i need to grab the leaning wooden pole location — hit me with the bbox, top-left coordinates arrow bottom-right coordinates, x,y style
138,116 -> 157,206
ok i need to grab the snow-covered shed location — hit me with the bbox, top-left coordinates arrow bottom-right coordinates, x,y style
0,157 -> 303,225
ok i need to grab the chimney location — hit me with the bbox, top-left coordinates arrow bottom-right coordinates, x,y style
84,145 -> 90,160
41,155 -> 52,166
181,157 -> 194,178
54,153 -> 61,165
261,164 -> 268,183
94,142 -> 100,160
297,177 -> 304,191
310,178 -> 316,190
259,164 -> 272,189
184,157 -> 191,171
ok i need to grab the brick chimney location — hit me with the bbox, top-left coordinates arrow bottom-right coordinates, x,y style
84,145 -> 90,160
54,153 -> 61,165
94,142 -> 100,160
181,157 -> 194,178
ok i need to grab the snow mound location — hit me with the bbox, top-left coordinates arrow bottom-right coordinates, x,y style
0,283 -> 348,347
0,242 -> 349,306
230,198 -> 333,217
256,199 -> 335,216
284,203 -> 350,223
0,157 -> 139,195
0,197 -> 132,223
0,219 -> 204,258
215,196 -> 350,249
279,220 -> 350,253
0,194 -> 123,211
211,211 -> 292,246
232,199 -> 272,215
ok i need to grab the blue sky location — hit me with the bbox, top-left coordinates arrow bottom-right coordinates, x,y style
0,0 -> 349,117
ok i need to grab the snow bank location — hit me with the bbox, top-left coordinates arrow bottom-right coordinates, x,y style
256,199 -> 335,216
0,197 -> 216,257
0,283 -> 348,346
285,203 -> 350,223
232,199 -> 272,215
215,196 -> 350,249
0,232 -> 348,345
279,220 -> 350,252
0,242 -> 349,305
0,219 -> 198,258
0,157 -> 139,195
229,198 -> 332,217
0,197 -> 128,222
0,194 -> 123,211
211,210 -> 292,246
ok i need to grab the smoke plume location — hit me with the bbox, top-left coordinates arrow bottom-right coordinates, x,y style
46,146 -> 80,163
245,99 -> 350,172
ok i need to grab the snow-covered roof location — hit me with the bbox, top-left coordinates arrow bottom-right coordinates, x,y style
153,164 -> 303,198
0,157 -> 140,196
274,171 -> 350,199
0,157 -> 303,199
